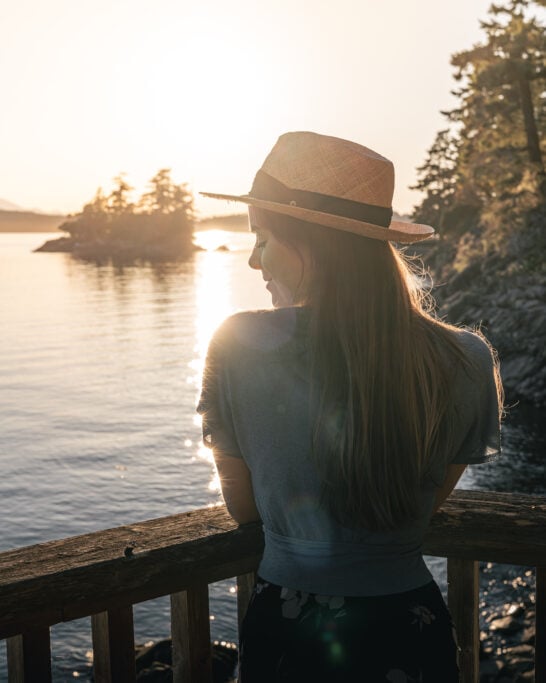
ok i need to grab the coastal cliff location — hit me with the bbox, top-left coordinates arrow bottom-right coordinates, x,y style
416,208 -> 546,409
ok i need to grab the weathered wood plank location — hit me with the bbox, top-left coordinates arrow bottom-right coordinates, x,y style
91,606 -> 136,683
171,586 -> 212,683
424,491 -> 546,565
0,506 -> 239,584
236,572 -> 257,634
6,627 -> 52,683
536,566 -> 545,683
170,591 -> 185,683
0,505 -> 263,639
448,558 -> 479,683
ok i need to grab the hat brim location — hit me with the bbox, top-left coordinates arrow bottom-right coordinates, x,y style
200,192 -> 434,244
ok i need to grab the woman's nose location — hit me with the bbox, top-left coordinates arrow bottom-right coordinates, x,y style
248,246 -> 262,270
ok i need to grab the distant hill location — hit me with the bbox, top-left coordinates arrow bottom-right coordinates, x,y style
0,209 -> 66,232
0,198 -> 25,211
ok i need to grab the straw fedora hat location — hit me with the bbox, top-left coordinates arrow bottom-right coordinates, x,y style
201,131 -> 434,244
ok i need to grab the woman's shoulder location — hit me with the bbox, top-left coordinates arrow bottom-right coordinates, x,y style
448,326 -> 496,372
440,326 -> 499,406
210,306 -> 306,355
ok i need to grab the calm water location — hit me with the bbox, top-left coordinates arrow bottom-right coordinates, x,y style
1,231 -> 544,680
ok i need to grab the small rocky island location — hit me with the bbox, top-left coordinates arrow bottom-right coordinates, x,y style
35,169 -> 196,261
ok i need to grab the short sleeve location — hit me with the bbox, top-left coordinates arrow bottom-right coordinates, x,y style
451,334 -> 501,465
197,328 -> 242,457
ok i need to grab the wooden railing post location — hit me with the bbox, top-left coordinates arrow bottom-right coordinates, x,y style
536,566 -> 545,683
171,584 -> 212,683
91,605 -> 136,683
236,571 -> 257,634
447,558 -> 479,683
6,628 -> 52,683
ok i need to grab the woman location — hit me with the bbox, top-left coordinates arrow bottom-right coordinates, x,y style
198,132 -> 502,682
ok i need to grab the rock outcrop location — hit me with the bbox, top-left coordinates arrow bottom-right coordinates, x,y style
135,639 -> 237,682
411,235 -> 546,408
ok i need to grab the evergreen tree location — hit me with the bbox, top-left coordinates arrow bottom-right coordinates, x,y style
138,168 -> 193,215
450,0 -> 546,202
108,174 -> 134,214
60,188 -> 110,241
413,0 -> 545,240
411,129 -> 474,236
84,188 -> 109,215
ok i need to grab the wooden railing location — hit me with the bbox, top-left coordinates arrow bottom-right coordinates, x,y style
0,490 -> 545,683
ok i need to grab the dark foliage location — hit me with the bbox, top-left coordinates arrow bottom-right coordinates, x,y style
413,0 -> 545,254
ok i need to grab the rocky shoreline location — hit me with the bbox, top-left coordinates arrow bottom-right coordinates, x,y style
478,562 -> 537,682
410,239 -> 546,409
435,263 -> 545,410
134,639 -> 237,682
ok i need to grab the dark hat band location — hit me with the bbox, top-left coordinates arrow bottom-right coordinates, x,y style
249,170 -> 393,228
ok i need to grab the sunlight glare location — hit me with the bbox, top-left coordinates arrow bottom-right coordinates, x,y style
193,250 -> 234,379
193,248 -> 238,493
193,229 -> 232,251
208,469 -> 221,493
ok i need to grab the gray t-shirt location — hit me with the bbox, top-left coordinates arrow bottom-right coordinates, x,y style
198,306 -> 500,596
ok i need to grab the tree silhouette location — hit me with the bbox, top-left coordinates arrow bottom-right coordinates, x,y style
108,174 -> 135,214
449,0 -> 546,200
57,170 -> 195,260
139,168 -> 194,216
411,130 -> 472,236
413,0 -> 545,244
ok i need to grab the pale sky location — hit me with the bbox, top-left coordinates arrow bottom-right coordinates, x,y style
0,0 -> 503,216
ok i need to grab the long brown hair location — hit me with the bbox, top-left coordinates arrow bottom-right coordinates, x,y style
254,207 -> 502,531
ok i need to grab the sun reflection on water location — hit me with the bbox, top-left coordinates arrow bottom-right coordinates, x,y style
192,235 -> 240,492
194,250 -> 233,360
188,228 -> 269,493
193,229 -> 233,252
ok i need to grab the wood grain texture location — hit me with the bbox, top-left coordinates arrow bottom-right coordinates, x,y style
423,490 -> 546,565
0,506 -> 263,640
171,586 -> 212,683
448,558 -> 479,683
170,591 -> 185,683
91,606 -> 136,683
237,571 -> 257,632
6,628 -> 52,683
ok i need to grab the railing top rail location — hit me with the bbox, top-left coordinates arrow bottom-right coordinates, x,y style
0,490 -> 544,640
1,506 -> 240,586
0,506 -> 264,639
424,490 -> 546,564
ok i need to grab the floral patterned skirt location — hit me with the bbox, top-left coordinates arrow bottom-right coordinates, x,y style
239,577 -> 460,683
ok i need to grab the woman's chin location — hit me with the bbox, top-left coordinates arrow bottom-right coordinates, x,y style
271,293 -> 284,308
267,282 -> 293,308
